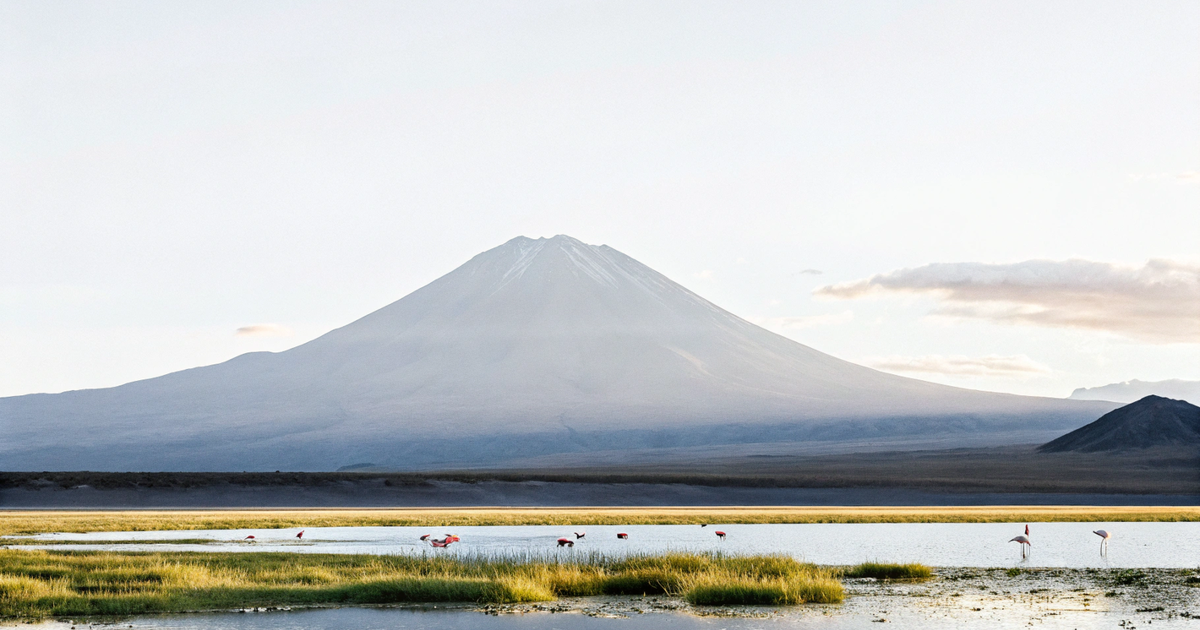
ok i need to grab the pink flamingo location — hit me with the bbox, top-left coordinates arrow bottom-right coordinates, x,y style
715,531 -> 726,540
296,530 -> 305,540
617,533 -> 628,540
420,534 -> 431,541
557,538 -> 574,547
1094,530 -> 1111,556
244,535 -> 256,540
1009,535 -> 1031,558
575,532 -> 586,539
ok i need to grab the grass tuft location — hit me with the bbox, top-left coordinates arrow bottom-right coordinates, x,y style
844,562 -> 933,581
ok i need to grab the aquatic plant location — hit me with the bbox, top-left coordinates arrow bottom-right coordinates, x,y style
844,562 -> 933,580
0,549 -> 843,619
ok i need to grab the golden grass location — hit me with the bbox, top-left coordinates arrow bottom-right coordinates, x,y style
1,506 -> 1195,538
0,549 -> 841,619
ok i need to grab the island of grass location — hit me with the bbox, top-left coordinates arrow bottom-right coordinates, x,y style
843,561 -> 933,580
0,549 -> 855,619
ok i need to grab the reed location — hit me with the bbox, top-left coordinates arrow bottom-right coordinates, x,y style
0,549 -> 843,619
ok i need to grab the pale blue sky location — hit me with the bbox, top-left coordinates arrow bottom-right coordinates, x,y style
2,1 -> 1198,398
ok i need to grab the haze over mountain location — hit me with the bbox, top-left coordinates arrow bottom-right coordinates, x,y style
0,235 -> 1114,471
1040,395 -> 1200,453
1069,380 -> 1200,405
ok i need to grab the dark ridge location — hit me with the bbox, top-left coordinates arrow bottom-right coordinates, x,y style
1039,395 -> 1200,453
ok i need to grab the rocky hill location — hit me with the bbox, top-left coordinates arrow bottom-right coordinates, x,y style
1040,395 -> 1200,453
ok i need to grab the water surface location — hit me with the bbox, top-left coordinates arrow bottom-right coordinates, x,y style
13,522 -> 1199,568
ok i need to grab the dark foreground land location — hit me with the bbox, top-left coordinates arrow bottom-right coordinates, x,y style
2,446 -> 1195,508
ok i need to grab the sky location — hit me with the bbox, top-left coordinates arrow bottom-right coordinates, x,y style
2,1 -> 1198,399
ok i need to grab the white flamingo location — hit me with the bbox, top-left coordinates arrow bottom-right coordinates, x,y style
1094,530 -> 1111,556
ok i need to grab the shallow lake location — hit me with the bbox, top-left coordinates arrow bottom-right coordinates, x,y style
12,522 -> 1200,568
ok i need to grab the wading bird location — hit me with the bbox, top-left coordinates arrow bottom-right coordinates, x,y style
420,534 -> 431,541
700,524 -> 707,528
1009,535 -> 1031,558
296,530 -> 304,540
617,533 -> 628,540
244,535 -> 255,540
557,538 -> 574,547
575,532 -> 586,539
715,531 -> 726,540
1094,530 -> 1111,555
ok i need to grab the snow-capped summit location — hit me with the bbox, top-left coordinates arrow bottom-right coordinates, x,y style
0,235 -> 1114,471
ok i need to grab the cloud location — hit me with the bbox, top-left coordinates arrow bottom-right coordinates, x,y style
1128,171 -> 1200,183
867,354 -> 1051,377
794,269 -> 823,275
693,270 -> 714,280
815,259 -> 1200,344
235,323 -> 292,337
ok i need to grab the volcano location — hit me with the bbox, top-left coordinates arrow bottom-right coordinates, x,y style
0,235 -> 1113,471
1039,395 -> 1200,452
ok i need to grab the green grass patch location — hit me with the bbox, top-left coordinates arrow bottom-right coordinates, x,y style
0,549 -> 843,619
844,562 -> 933,581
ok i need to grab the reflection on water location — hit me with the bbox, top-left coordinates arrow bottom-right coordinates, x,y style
12,522 -> 1200,568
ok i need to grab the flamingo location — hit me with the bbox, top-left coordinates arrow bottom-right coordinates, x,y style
617,533 -> 628,540
244,535 -> 256,540
1009,535 -> 1031,558
700,524 -> 708,528
715,531 -> 726,540
431,540 -> 450,548
296,530 -> 305,540
557,538 -> 574,547
1094,530 -> 1111,556
420,534 -> 431,541
574,532 -> 586,539
445,535 -> 461,543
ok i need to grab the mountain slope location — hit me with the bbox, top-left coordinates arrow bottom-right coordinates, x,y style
0,235 -> 1115,471
1039,395 -> 1200,453
1069,379 -> 1200,405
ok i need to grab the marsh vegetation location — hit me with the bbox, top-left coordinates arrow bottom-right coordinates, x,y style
0,549 -> 844,619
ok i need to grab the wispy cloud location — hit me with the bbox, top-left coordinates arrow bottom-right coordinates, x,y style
816,259 -> 1200,344
1129,171 -> 1200,183
693,269 -> 714,280
868,354 -> 1051,377
235,323 -> 293,337
796,269 -> 823,275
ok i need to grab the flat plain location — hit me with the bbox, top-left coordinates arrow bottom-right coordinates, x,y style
2,506 -> 1199,538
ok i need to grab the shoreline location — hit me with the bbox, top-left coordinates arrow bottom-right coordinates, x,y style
2,506 -> 1199,539
1,566 -> 1197,626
